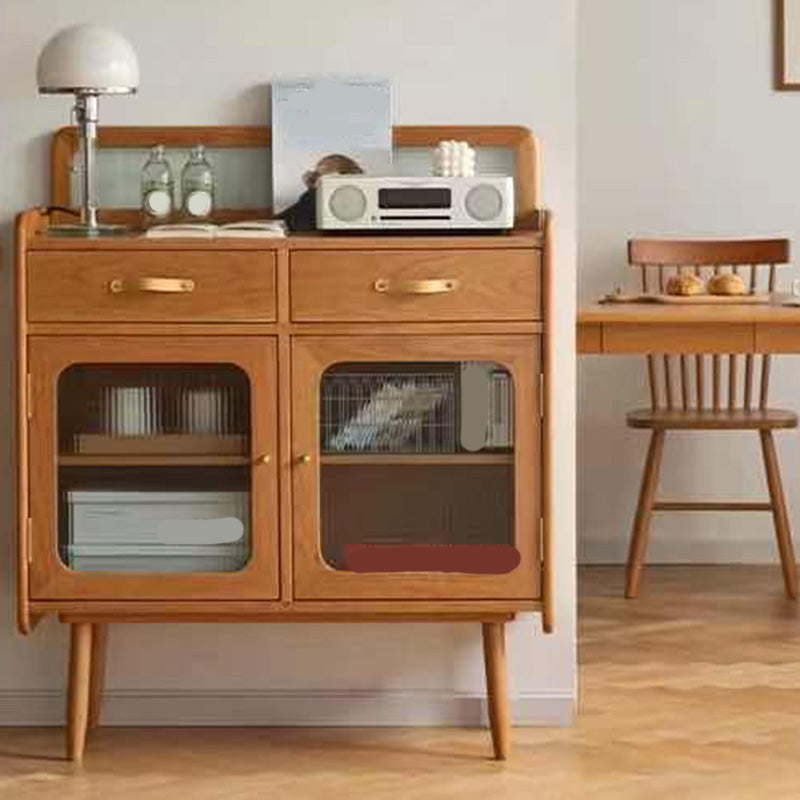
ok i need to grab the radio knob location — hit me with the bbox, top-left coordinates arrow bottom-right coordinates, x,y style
328,185 -> 367,222
465,184 -> 504,222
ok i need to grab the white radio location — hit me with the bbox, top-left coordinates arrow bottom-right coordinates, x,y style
316,175 -> 515,231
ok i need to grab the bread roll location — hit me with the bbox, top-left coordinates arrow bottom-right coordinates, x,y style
666,274 -> 705,297
708,273 -> 746,296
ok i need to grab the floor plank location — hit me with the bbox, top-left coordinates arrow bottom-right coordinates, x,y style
2,566 -> 800,798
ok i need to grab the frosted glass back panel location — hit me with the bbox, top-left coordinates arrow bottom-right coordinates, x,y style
57,364 -> 253,573
73,146 -> 514,209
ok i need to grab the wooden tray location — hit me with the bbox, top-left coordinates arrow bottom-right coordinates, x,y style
600,292 -> 771,306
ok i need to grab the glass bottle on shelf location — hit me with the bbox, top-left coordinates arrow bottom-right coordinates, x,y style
140,145 -> 175,226
180,144 -> 215,220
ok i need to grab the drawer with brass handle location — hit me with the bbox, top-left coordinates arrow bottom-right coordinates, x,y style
291,249 -> 540,322
28,251 -> 276,322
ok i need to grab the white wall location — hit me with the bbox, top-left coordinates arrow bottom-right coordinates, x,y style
579,0 -> 800,565
0,0 -> 577,725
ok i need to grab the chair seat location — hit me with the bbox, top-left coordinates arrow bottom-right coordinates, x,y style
627,408 -> 798,430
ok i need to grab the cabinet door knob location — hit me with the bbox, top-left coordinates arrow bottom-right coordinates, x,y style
256,454 -> 271,465
298,454 -> 312,465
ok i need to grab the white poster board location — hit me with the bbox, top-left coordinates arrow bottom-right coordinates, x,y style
271,76 -> 393,212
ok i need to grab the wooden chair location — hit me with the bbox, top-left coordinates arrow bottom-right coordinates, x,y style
625,238 -> 798,599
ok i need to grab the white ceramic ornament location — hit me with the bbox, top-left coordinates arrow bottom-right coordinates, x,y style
433,140 -> 477,177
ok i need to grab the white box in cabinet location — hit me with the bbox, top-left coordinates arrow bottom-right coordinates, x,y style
63,491 -> 250,573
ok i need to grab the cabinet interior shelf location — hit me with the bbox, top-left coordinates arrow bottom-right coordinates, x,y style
59,454 -> 250,467
61,434 -> 249,467
320,453 -> 513,466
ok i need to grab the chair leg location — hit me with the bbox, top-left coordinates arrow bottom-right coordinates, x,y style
66,622 -> 93,764
760,430 -> 798,599
625,430 -> 666,599
482,621 -> 511,761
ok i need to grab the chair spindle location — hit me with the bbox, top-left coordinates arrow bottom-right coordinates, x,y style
713,355 -> 721,411
647,356 -> 659,410
680,355 -> 690,411
695,355 -> 705,410
761,355 -> 772,410
663,355 -> 674,410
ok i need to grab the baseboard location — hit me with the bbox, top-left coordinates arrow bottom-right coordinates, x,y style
580,538 -> 782,565
0,689 -> 574,728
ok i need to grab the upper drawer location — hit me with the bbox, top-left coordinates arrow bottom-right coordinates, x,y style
27,251 -> 277,323
290,249 -> 540,322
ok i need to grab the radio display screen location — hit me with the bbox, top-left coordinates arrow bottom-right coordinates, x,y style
378,188 -> 452,209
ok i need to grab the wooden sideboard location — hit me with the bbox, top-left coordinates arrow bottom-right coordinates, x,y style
16,126 -> 554,764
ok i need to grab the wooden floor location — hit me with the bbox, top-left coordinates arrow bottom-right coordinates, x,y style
3,566 -> 800,799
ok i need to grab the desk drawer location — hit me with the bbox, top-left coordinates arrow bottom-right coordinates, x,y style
27,251 -> 277,323
290,249 -> 540,322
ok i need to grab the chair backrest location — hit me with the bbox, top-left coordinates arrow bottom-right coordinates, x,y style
628,238 -> 791,413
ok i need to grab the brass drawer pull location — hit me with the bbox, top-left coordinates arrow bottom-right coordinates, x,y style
109,277 -> 196,294
373,278 -> 459,295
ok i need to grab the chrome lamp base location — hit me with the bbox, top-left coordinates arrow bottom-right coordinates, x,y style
48,222 -> 131,238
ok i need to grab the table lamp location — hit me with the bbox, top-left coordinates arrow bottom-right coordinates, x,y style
37,24 -> 139,236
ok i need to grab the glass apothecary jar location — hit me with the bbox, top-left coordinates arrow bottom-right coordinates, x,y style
181,144 -> 215,220
140,145 -> 175,226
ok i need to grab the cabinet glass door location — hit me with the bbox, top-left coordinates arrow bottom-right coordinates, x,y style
29,337 -> 279,600
293,337 -> 541,601
57,363 -> 251,573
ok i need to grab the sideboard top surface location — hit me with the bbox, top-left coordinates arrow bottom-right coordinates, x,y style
26,226 -> 545,252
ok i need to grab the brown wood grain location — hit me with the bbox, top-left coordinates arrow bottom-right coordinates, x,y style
28,336 -> 280,602
577,322 -> 602,354
603,322 -> 755,354
33,598 -> 536,618
760,430 -> 798,598
629,238 -> 790,266
30,229 -> 544,251
541,211 -> 554,634
16,182 -> 549,764
67,622 -> 92,764
627,408 -> 797,430
16,212 -> 38,635
88,623 -> 108,729
482,621 -> 511,760
28,250 -> 277,323
291,335 -> 541,602
290,249 -> 540,322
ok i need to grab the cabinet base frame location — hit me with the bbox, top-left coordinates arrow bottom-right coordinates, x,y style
64,618 -> 515,765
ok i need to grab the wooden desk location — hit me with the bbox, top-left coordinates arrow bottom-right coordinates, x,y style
578,303 -> 800,354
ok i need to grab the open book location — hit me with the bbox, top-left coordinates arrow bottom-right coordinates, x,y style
143,220 -> 287,239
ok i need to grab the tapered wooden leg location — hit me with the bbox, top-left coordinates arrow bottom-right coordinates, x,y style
88,624 -> 109,729
67,622 -> 93,764
760,431 -> 798,599
625,430 -> 666,598
482,621 -> 510,760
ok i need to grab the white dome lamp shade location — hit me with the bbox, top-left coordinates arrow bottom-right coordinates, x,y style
37,25 -> 139,235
